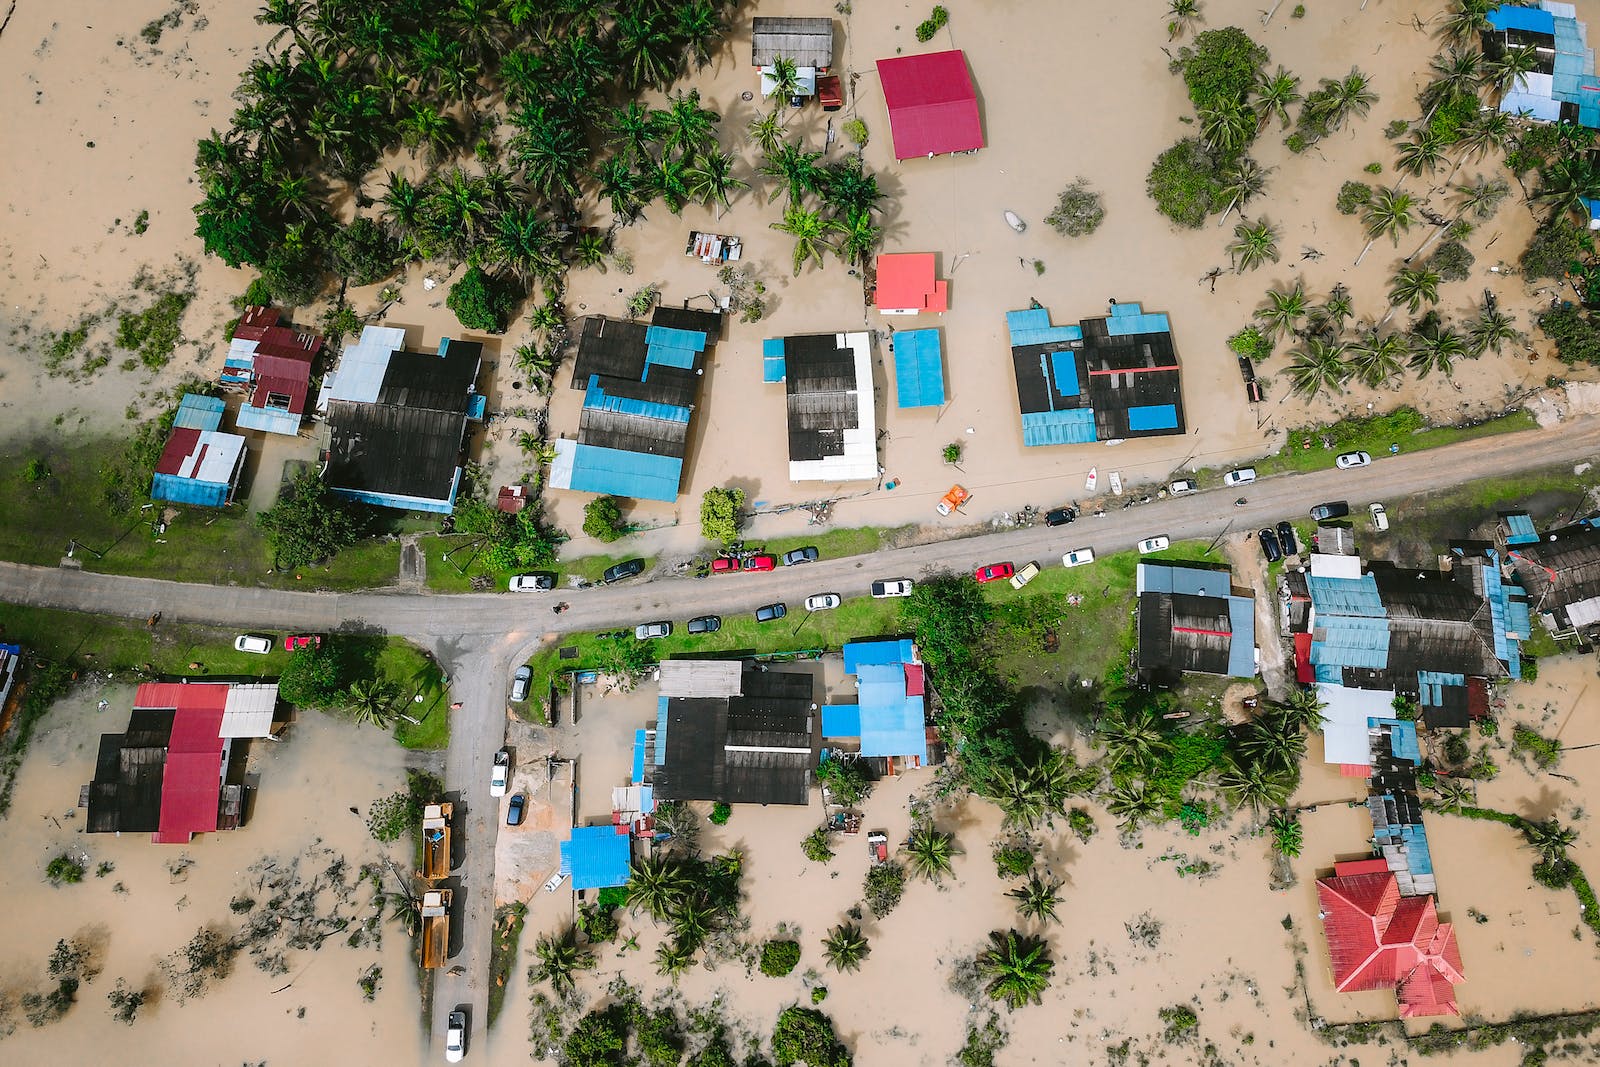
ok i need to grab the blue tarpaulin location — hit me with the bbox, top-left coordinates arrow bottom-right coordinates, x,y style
891,328 -> 946,407
1503,512 -> 1540,545
1127,404 -> 1179,431
821,704 -> 861,738
1048,350 -> 1080,397
559,826 -> 632,890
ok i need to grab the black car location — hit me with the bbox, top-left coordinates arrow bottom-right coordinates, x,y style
755,602 -> 787,623
1309,501 -> 1351,522
687,614 -> 721,635
1260,527 -> 1282,563
1276,521 -> 1298,556
506,793 -> 526,827
602,557 -> 646,583
782,546 -> 820,566
1045,506 -> 1077,527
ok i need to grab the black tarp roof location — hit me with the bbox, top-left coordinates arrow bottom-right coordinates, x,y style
325,401 -> 467,501
1137,591 -> 1233,675
86,709 -> 175,834
653,669 -> 816,805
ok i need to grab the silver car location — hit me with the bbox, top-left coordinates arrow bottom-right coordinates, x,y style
634,621 -> 672,639
510,665 -> 531,702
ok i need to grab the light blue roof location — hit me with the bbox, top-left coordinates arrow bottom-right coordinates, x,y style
329,483 -> 457,514
1416,671 -> 1465,707
1021,408 -> 1097,446
583,376 -> 690,424
561,443 -> 683,502
1308,573 -> 1385,617
892,328 -> 946,407
843,639 -> 916,673
1226,595 -> 1256,677
235,403 -> 303,436
1138,561 -> 1231,595
1105,303 -> 1171,337
151,472 -> 230,507
1383,719 -> 1422,764
1487,4 -> 1554,33
644,326 -> 706,372
1048,350 -> 1079,397
763,337 -> 787,382
655,698 -> 669,765
559,825 -> 632,889
855,662 -> 927,760
821,704 -> 861,739
172,393 -> 225,431
1503,512 -> 1540,545
1128,404 -> 1179,431
1005,307 -> 1082,346
633,728 -> 647,782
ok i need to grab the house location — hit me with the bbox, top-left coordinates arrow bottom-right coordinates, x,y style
764,331 -> 879,482
1365,718 -> 1437,896
1006,302 -> 1186,447
876,50 -> 984,159
150,393 -> 248,508
548,307 -> 723,503
83,681 -> 281,843
1497,511 -> 1600,642
822,640 -> 933,773
889,328 -> 947,409
1483,3 -> 1600,128
1317,861 -> 1465,1018
1135,562 -> 1256,681
221,306 -> 324,436
752,16 -> 834,69
643,660 -> 819,806
559,824 -> 632,890
0,643 -> 21,721
317,326 -> 484,513
873,252 -> 948,315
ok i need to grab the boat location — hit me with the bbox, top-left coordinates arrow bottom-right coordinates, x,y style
1004,210 -> 1026,233
1085,467 -> 1097,492
1109,470 -> 1124,496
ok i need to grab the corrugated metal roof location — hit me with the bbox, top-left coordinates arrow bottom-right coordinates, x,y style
559,825 -> 631,889
220,684 -> 279,738
876,50 -> 984,159
554,441 -> 684,503
321,325 -> 404,407
856,662 -> 927,760
752,16 -> 834,68
657,660 -> 742,699
172,393 -> 225,431
822,704 -> 861,738
891,328 -> 946,408
843,639 -> 917,673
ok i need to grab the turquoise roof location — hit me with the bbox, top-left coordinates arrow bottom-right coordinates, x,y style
892,328 -> 946,407
172,393 -> 225,431
1021,408 -> 1096,446
562,442 -> 683,502
559,826 -> 631,889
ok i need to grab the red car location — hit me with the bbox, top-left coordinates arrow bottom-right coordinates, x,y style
710,557 -> 742,574
284,634 -> 323,651
745,555 -> 778,572
974,562 -> 1015,583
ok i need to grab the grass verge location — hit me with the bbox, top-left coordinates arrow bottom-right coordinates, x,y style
486,902 -> 527,1027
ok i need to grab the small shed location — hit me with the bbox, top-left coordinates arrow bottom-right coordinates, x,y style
150,394 -> 247,508
559,824 -> 632,890
874,252 -> 948,314
752,16 -> 834,69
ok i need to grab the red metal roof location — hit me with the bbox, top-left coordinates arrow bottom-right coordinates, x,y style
903,663 -> 925,697
1317,870 -> 1464,1018
875,50 -> 984,159
134,682 -> 231,714
231,306 -> 283,340
1334,857 -> 1392,877
874,253 -> 949,313
154,428 -> 202,476
1294,632 -> 1315,684
136,683 -> 229,844
250,373 -> 310,416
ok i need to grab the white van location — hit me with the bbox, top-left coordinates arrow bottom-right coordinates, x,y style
1370,502 -> 1389,531
1009,561 -> 1041,589
1223,468 -> 1257,487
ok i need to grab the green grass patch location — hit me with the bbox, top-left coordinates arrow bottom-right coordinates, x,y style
753,524 -> 915,562
381,641 -> 451,750
487,902 -> 527,1027
115,290 -> 192,369
420,533 -> 653,593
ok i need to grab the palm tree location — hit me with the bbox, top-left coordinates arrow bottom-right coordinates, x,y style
1533,152 -> 1600,223
1216,157 -> 1271,226
760,141 -> 824,204
821,922 -> 871,973
747,111 -> 784,156
347,679 -> 397,728
625,855 -> 688,921
529,926 -> 594,997
676,0 -> 724,71
659,88 -> 720,159
654,938 -> 695,979
1356,187 -> 1416,265
1278,688 -> 1328,734
380,171 -> 429,256
1257,282 -> 1309,341
903,822 -> 959,882
1321,69 -> 1378,133
607,102 -> 660,166
1105,780 -> 1161,829
1523,818 -> 1579,865
612,6 -> 678,91
820,155 -> 884,217
1485,44 -> 1540,103
764,55 -> 803,107
1316,283 -> 1355,338
990,765 -> 1047,831
1436,0 -> 1492,48
1347,330 -> 1409,387
514,342 -> 560,392
1434,779 -> 1476,812
397,103 -> 459,166
770,203 -> 837,275
1024,748 -> 1075,817
596,156 -> 647,225
1218,757 -> 1292,814
1421,48 -> 1483,122
1255,66 -> 1300,131
514,106 -> 587,202
1199,100 -> 1256,158
257,0 -> 315,55
668,896 -> 715,951
1229,219 -> 1280,273
1467,303 -> 1518,355
1098,712 -> 1167,773
977,930 -> 1054,1009
1008,872 -> 1062,925
685,147 -> 746,215
1387,266 -> 1441,316
570,230 -> 608,272
1455,174 -> 1511,220
836,208 -> 882,267
648,153 -> 692,214
1409,323 -> 1467,379
1167,0 -> 1204,41
1285,338 -> 1352,399
651,800 -> 701,854
1236,716 -> 1307,775
1396,130 -> 1448,177
1449,112 -> 1512,178
490,206 -> 560,284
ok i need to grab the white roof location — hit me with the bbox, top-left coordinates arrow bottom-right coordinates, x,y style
171,430 -> 246,485
761,65 -> 818,97
657,660 -> 743,698
789,332 -> 879,482
219,683 -> 279,738
317,324 -> 405,410
1310,553 -> 1363,580
1317,682 -> 1394,765
548,437 -> 577,490
1568,595 -> 1600,628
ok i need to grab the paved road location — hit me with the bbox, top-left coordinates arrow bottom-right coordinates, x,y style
3,415 -> 1598,1056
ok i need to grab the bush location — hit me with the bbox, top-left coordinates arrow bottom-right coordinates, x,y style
1228,325 -> 1273,362
46,854 -> 86,886
330,217 -> 402,286
446,266 -> 516,332
1539,303 -> 1600,367
1522,217 -> 1593,281
1428,93 -> 1479,146
914,5 -> 949,42
772,1006 -> 851,1067
1429,239 -> 1475,282
1068,807 -> 1098,842
943,442 -> 963,464
582,496 -> 627,543
1170,28 -> 1271,114
818,755 -> 870,806
1442,731 -> 1471,766
993,846 -> 1033,878
1160,1003 -> 1200,1041
260,242 -> 325,308
700,486 -> 744,545
115,291 -> 192,369
843,118 -> 868,147
257,470 -> 363,569
1147,139 -> 1222,229
278,643 -> 342,707
864,861 -> 906,918
1045,177 -> 1105,237
1512,725 -> 1563,769
1533,858 -> 1573,889
1336,180 -> 1373,215
802,826 -> 835,864
366,791 -> 421,843
710,802 -> 732,825
760,939 -> 802,977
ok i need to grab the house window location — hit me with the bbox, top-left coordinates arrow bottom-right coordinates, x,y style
265,392 -> 292,410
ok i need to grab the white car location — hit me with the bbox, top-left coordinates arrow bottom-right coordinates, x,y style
804,593 -> 842,611
233,634 -> 272,655
1223,468 -> 1257,487
1335,451 -> 1372,469
508,573 -> 554,592
1370,502 -> 1390,531
445,1010 -> 466,1063
490,749 -> 509,798
1168,479 -> 1197,495
871,578 -> 914,598
1137,536 -> 1171,554
1062,548 -> 1095,567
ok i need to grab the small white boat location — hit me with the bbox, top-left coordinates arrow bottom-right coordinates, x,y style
1085,467 -> 1098,492
1004,210 -> 1026,233
1109,470 -> 1124,496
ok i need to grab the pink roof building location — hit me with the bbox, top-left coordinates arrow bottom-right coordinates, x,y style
875,50 -> 984,160
1317,864 -> 1465,1018
873,253 -> 949,314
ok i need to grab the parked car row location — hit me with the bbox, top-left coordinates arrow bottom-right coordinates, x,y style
233,632 -> 322,654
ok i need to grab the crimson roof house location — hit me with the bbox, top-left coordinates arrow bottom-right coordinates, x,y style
875,49 -> 984,160
84,681 -> 282,844
873,252 -> 948,315
149,393 -> 248,508
1317,860 -> 1465,1018
221,306 -> 325,436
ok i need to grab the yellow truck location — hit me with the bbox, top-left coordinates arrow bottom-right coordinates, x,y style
420,888 -> 452,969
422,802 -> 452,881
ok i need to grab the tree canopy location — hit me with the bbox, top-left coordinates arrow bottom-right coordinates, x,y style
257,470 -> 364,569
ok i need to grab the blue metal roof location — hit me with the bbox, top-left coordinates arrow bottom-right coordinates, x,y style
559,825 -> 632,889
1416,671 -> 1465,707
1503,512 -> 1540,545
1021,408 -> 1097,446
583,377 -> 690,424
762,337 -> 787,382
655,698 -> 669,765
1226,595 -> 1256,677
843,639 -> 916,673
467,393 -> 487,420
235,404 -> 302,436
1127,404 -> 1179,432
560,442 -> 683,503
633,728 -> 647,783
1048,350 -> 1080,397
821,704 -> 861,739
1384,719 -> 1422,764
172,393 -> 225,431
855,662 -> 927,760
1105,303 -> 1172,337
892,328 -> 946,408
1488,4 -> 1554,33
329,483 -> 457,514
1005,307 -> 1082,346
1307,573 -> 1385,617
1138,562 -> 1229,595
151,472 -> 230,507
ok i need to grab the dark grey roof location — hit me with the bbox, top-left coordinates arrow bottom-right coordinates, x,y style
752,16 -> 834,68
376,339 -> 480,412
86,710 -> 175,834
783,334 -> 861,463
653,669 -> 816,806
1506,523 -> 1600,629
571,316 -> 649,388
1137,591 -> 1233,675
325,400 -> 466,503
1078,318 -> 1186,439
652,305 -> 724,340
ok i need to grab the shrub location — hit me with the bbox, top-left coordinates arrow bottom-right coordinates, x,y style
277,643 -> 342,707
802,826 -> 836,864
864,861 -> 906,918
914,5 -> 949,42
993,846 -> 1033,878
1147,138 -> 1222,229
1228,324 -> 1273,362
447,266 -> 516,332
22,457 -> 51,483
1045,178 -> 1106,237
1512,725 -> 1563,769
1336,180 -> 1373,215
330,217 -> 402,286
1522,216 -> 1593,281
1533,858 -> 1573,889
318,302 -> 362,343
760,939 -> 802,977
115,291 -> 192,369
627,283 -> 660,317
257,470 -> 363,569
700,486 -> 745,545
811,986 -> 828,1003
582,495 -> 627,543
1068,807 -> 1097,842
843,118 -> 868,147
1539,303 -> 1600,367
710,802 -> 732,825
943,442 -> 963,464
46,854 -> 86,886
1170,28 -> 1271,114
1428,93 -> 1479,146
1363,162 -> 1383,175
818,755 -> 870,806
772,1006 -> 851,1067
1429,239 -> 1474,282
1443,731 -> 1471,766
1160,1004 -> 1200,1041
